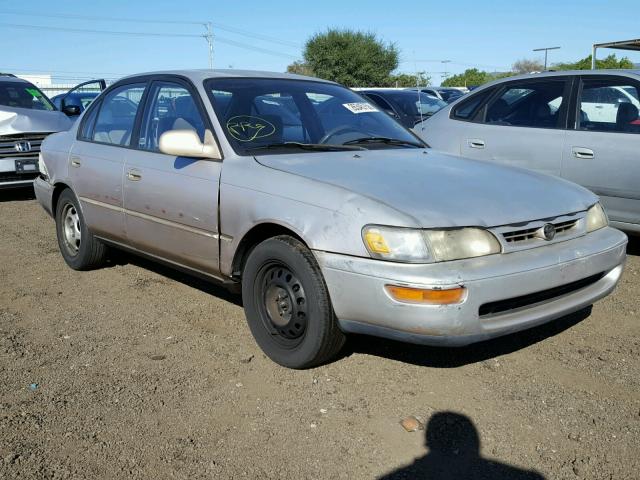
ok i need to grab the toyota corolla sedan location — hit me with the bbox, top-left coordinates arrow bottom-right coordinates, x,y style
34,70 -> 627,369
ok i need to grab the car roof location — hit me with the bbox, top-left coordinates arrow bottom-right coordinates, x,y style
482,69 -> 640,87
118,69 -> 335,85
0,74 -> 31,84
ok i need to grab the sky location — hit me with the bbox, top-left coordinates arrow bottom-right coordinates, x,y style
1,0 -> 639,86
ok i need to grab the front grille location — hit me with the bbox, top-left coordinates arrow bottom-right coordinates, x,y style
479,272 -> 605,317
0,133 -> 49,159
0,171 -> 39,183
502,219 -> 578,244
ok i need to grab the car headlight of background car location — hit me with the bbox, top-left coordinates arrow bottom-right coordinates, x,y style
362,225 -> 501,263
586,203 -> 608,233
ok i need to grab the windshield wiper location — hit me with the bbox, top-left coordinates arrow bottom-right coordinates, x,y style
343,136 -> 425,148
246,142 -> 364,152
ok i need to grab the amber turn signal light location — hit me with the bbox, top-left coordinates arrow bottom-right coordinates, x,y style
385,285 -> 466,305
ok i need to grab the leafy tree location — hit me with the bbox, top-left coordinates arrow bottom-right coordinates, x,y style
512,58 -> 544,74
441,68 -> 491,87
286,60 -> 314,76
553,53 -> 633,71
386,71 -> 431,87
303,29 -> 399,86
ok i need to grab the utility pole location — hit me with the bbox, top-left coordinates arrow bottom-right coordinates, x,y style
441,60 -> 451,81
204,22 -> 214,69
533,46 -> 560,70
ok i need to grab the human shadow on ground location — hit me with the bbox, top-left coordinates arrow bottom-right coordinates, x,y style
378,411 -> 545,480
345,306 -> 592,368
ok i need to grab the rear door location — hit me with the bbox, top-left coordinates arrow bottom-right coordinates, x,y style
458,77 -> 570,177
68,81 -> 147,242
562,75 -> 640,228
122,77 -> 222,275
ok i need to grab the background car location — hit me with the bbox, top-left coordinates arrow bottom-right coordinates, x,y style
50,79 -> 106,117
407,86 -> 466,104
416,69 -> 640,234
0,73 -> 71,189
357,88 -> 447,129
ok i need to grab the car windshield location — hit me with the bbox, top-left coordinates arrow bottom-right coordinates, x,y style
385,91 -> 447,117
206,78 -> 424,155
0,81 -> 55,111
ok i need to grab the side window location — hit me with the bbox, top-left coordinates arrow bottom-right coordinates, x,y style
79,100 -> 101,140
451,88 -> 494,121
138,82 -> 206,151
484,80 -> 566,128
92,83 -> 145,146
578,78 -> 640,133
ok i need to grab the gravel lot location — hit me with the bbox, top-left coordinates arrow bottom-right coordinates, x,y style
1,188 -> 639,479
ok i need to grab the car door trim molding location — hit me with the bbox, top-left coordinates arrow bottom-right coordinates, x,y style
78,196 -> 219,239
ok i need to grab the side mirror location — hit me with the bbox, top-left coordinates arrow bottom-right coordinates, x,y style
159,129 -> 221,160
62,104 -> 81,116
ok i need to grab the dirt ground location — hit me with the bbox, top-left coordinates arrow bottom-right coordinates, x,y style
1,188 -> 639,480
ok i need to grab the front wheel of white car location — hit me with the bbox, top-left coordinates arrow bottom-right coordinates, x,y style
242,235 -> 346,369
55,189 -> 107,270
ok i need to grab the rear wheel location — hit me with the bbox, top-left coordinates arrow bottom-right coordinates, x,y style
242,235 -> 345,369
55,189 -> 107,270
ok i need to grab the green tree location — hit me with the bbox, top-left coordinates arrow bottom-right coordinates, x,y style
286,60 -> 314,76
553,53 -> 633,70
386,71 -> 431,87
303,29 -> 399,86
441,68 -> 491,87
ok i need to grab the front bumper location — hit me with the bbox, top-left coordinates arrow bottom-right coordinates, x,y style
315,227 -> 627,346
33,176 -> 55,217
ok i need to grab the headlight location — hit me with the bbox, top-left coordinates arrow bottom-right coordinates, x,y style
585,203 -> 608,232
38,153 -> 49,179
362,225 -> 501,263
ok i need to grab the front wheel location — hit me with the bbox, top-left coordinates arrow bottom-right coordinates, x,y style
242,235 -> 346,369
55,189 -> 107,270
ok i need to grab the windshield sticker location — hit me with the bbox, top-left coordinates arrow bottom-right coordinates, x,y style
342,102 -> 378,114
226,115 -> 276,142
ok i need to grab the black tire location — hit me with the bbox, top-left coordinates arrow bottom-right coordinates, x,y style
242,235 -> 346,369
55,189 -> 107,270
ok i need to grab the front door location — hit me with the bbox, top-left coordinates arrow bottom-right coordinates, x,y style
69,82 -> 146,242
122,79 -> 222,275
459,77 -> 570,177
562,75 -> 640,228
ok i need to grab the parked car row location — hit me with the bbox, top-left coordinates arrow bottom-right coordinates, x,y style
415,69 -> 640,234
32,69 -> 627,369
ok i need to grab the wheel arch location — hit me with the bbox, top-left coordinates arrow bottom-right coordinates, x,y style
51,182 -> 72,215
230,222 -> 308,279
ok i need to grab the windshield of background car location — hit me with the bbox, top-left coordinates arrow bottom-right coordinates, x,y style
205,78 -> 423,155
385,91 -> 447,117
0,81 -> 55,111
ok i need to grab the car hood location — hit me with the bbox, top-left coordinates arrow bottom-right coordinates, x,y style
0,106 -> 72,135
255,148 -> 597,228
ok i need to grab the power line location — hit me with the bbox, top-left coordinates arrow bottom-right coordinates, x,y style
0,22 -> 297,59
0,10 -> 301,48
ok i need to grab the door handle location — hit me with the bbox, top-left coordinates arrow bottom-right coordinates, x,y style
127,170 -> 142,181
468,139 -> 485,149
572,147 -> 594,159
70,156 -> 81,167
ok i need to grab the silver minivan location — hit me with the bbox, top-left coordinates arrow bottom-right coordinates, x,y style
416,70 -> 640,234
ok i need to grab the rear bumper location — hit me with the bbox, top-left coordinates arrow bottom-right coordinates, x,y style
315,227 -> 627,346
33,176 -> 55,217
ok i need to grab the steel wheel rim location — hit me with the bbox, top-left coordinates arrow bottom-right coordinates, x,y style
257,262 -> 308,346
61,203 -> 81,255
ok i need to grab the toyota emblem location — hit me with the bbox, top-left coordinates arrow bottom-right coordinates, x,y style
541,223 -> 556,241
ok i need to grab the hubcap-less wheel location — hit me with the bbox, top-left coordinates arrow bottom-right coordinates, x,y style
259,264 -> 308,344
62,203 -> 81,255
